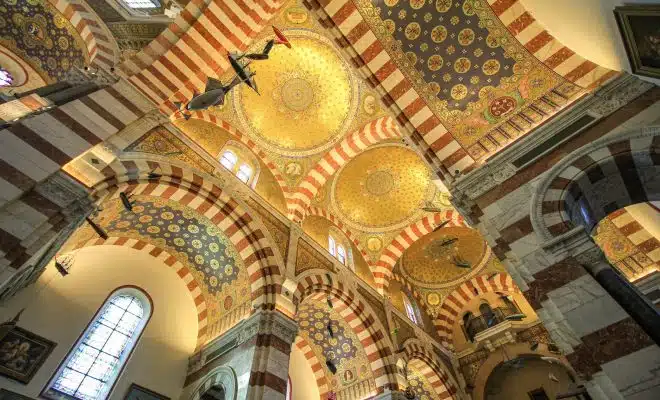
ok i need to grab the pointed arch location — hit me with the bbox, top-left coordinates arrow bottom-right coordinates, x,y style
375,210 -> 467,293
435,273 -> 521,349
288,116 -> 402,221
293,272 -> 400,394
172,110 -> 291,200
93,158 -> 291,316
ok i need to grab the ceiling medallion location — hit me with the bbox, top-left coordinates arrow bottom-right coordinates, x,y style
277,74 -> 316,112
363,169 -> 397,197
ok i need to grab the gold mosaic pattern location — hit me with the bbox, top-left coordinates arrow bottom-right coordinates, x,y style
400,227 -> 487,288
406,365 -> 437,400
332,146 -> 432,228
233,30 -> 358,156
593,217 -> 636,262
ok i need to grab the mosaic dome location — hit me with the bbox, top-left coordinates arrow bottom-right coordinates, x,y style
234,29 -> 358,156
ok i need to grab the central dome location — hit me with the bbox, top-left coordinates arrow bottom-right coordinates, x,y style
332,146 -> 431,229
234,30 -> 357,155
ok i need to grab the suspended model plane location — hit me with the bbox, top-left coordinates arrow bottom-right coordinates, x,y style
174,27 -> 291,119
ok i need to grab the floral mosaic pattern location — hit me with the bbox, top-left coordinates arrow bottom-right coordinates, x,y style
0,0 -> 87,82
105,197 -> 242,295
406,366 -> 437,400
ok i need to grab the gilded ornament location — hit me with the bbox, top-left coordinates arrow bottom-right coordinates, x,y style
431,25 -> 448,43
409,0 -> 424,10
404,22 -> 421,40
285,6 -> 308,24
427,55 -> 444,71
453,57 -> 471,73
451,84 -> 468,100
426,293 -> 440,306
435,0 -> 451,12
362,95 -> 377,115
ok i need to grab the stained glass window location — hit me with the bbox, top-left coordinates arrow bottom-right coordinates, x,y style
236,164 -> 252,183
220,151 -> 237,171
44,289 -> 150,400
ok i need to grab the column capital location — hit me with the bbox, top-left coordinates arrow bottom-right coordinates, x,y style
239,309 -> 298,346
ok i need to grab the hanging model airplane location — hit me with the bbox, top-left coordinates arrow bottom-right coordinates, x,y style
174,27 -> 291,119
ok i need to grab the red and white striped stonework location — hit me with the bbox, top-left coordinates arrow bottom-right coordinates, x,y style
306,206 -> 369,261
92,159 -> 288,314
375,211 -> 466,293
172,110 -> 291,200
118,0 -> 283,110
68,236 -> 209,344
49,0 -> 118,68
302,0 -> 474,176
539,135 -> 660,238
402,344 -> 456,400
605,207 -> 660,278
435,273 -> 520,349
288,116 -> 401,221
0,84 -> 150,271
487,0 -> 616,89
294,335 -> 329,399
294,274 -> 399,393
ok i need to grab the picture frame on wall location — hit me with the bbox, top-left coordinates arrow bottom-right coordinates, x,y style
614,5 -> 660,79
124,384 -> 170,400
0,326 -> 56,384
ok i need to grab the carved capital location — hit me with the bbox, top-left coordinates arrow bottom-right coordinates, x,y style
239,309 -> 299,345
590,74 -> 654,116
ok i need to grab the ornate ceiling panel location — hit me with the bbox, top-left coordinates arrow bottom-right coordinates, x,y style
0,0 -> 88,82
331,145 -> 434,230
400,226 -> 487,289
406,364 -> 438,400
297,300 -> 375,392
234,30 -> 359,156
355,0 -> 584,160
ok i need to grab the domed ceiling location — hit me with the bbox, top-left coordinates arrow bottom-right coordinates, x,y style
400,226 -> 488,289
0,0 -> 88,82
332,145 -> 434,230
234,30 -> 358,156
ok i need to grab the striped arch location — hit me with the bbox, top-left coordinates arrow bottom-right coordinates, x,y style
435,273 -> 521,349
293,273 -> 400,394
189,366 -> 238,400
172,110 -> 291,199
49,0 -> 119,68
301,0 -> 473,175
288,116 -> 402,221
294,332 -> 330,399
65,236 -> 209,344
118,0 -> 283,109
400,339 -> 458,400
375,211 -> 467,293
93,158 -> 290,315
489,0 -> 616,89
533,127 -> 660,240
306,206 -> 369,262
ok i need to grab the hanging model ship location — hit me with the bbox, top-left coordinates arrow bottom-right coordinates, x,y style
174,27 -> 292,119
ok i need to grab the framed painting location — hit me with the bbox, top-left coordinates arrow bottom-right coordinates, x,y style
614,5 -> 660,79
0,389 -> 34,400
124,384 -> 169,400
0,326 -> 55,384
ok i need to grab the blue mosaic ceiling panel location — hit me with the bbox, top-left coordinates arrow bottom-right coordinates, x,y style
407,366 -> 436,400
105,198 -> 242,296
298,302 -> 358,363
0,0 -> 87,82
377,0 -> 515,111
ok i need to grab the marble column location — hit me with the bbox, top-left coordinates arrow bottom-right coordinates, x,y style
183,310 -> 298,400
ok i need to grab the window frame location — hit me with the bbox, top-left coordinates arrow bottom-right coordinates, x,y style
403,294 -> 419,325
219,150 -> 238,171
42,286 -> 153,400
236,163 -> 253,183
336,245 -> 346,265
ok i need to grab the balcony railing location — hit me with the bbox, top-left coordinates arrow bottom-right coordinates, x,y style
464,306 -> 519,341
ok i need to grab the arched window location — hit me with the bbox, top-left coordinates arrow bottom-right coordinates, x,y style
328,235 -> 336,256
403,294 -> 419,325
236,164 -> 252,183
336,245 -> 347,265
44,288 -> 151,400
220,150 -> 237,171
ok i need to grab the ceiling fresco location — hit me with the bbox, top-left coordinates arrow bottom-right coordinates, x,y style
406,365 -> 438,400
297,300 -> 375,392
331,145 -> 435,230
356,0 -> 583,159
234,30 -> 359,156
0,0 -> 88,82
400,226 -> 487,288
64,195 -> 251,322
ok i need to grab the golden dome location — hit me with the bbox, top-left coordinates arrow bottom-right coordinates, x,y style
400,227 -> 487,288
332,146 -> 431,229
234,30 -> 357,155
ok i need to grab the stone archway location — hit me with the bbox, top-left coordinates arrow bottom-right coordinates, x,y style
191,366 -> 238,400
